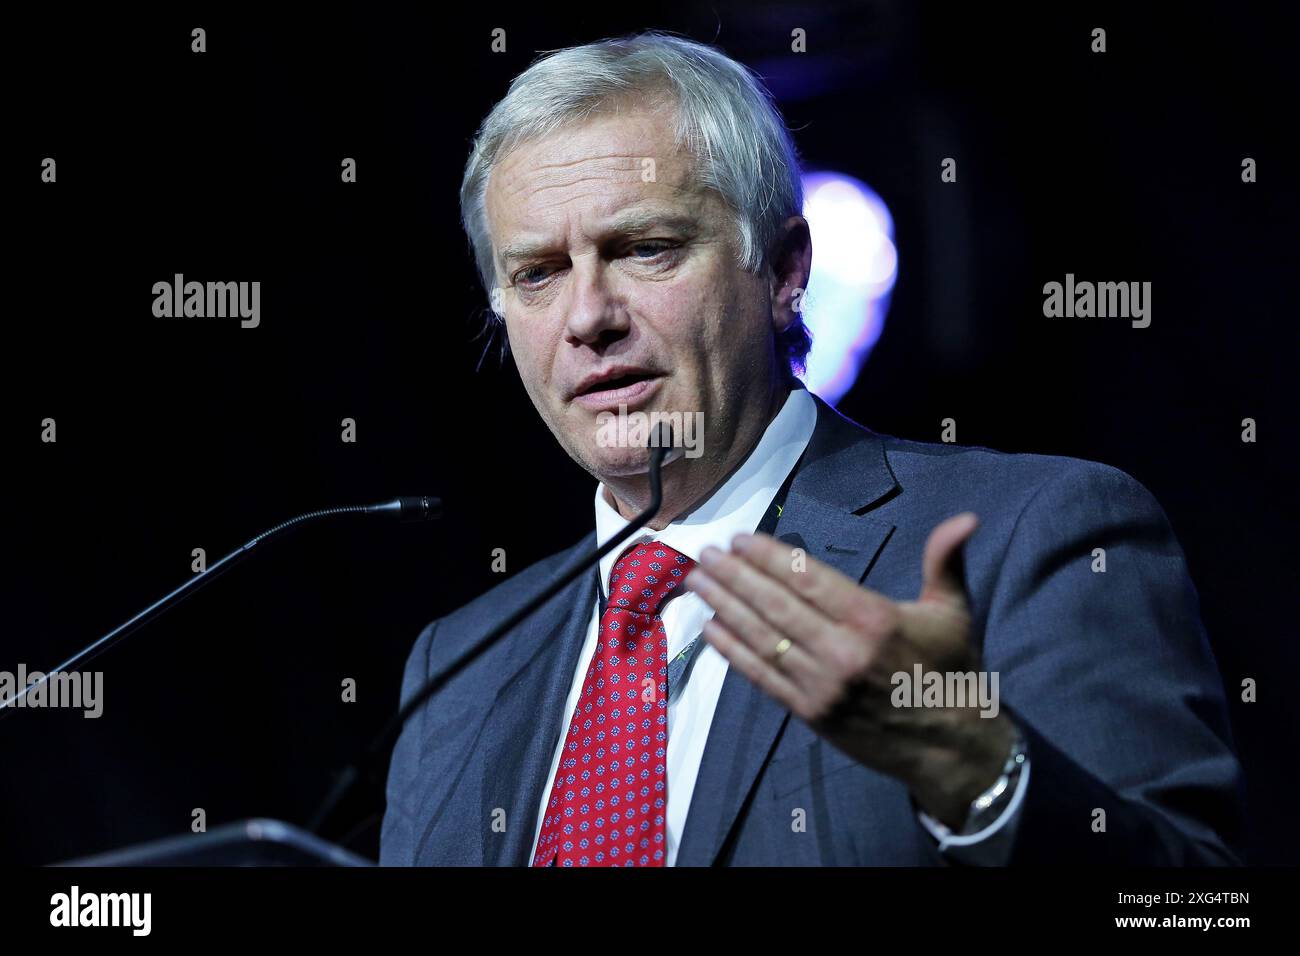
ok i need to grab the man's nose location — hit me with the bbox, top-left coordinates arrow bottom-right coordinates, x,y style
562,256 -> 629,346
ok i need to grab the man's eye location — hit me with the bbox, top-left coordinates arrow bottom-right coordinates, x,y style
515,265 -> 554,287
514,243 -> 677,287
629,241 -> 675,258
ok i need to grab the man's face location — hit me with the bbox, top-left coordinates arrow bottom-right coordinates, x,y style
484,102 -> 783,480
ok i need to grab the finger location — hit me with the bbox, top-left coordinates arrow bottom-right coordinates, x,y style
690,546 -> 841,662
696,616 -> 812,717
683,565 -> 822,683
918,512 -> 978,611
729,531 -> 898,635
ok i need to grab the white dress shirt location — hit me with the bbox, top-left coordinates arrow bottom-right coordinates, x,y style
528,386 -> 1027,865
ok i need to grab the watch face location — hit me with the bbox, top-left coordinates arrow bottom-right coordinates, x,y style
962,788 -> 1007,835
960,733 -> 1028,835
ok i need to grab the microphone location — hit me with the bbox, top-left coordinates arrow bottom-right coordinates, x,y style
0,496 -> 441,718
363,496 -> 442,524
308,424 -> 678,837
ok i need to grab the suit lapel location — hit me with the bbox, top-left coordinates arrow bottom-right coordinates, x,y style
476,538 -> 599,866
436,394 -> 903,867
674,394 -> 900,866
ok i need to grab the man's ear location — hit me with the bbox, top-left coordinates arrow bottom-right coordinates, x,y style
768,215 -> 813,335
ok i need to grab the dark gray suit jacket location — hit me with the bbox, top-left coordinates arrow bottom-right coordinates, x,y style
380,395 -> 1245,865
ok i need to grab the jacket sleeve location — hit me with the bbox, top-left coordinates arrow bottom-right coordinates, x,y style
378,618 -> 438,865
977,460 -> 1246,864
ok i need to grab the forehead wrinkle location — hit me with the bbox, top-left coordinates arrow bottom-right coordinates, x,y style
501,161 -> 698,233
524,151 -> 648,173
514,174 -> 637,201
499,157 -> 664,203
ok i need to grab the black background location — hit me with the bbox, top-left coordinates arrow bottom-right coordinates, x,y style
5,2 -> 1297,865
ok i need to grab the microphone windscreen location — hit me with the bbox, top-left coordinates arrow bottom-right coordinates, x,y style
397,496 -> 442,522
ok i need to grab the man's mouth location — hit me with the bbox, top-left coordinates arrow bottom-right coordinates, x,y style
570,368 -> 665,410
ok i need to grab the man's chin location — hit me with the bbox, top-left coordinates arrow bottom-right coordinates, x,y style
585,446 -> 655,479
580,444 -> 695,485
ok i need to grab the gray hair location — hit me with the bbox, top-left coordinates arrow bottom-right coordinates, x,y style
459,30 -> 811,375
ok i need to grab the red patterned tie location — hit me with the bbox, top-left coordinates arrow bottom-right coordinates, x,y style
532,540 -> 696,867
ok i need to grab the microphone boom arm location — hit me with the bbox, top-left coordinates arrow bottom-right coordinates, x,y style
0,497 -> 438,718
308,436 -> 673,836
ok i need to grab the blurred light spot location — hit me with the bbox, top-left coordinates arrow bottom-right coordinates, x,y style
798,171 -> 897,405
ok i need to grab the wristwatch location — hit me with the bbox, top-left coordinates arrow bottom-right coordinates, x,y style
954,722 -> 1029,836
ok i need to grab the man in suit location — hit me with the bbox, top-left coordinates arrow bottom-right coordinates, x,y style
380,32 -> 1244,866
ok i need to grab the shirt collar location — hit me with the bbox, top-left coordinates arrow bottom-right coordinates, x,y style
593,385 -> 818,599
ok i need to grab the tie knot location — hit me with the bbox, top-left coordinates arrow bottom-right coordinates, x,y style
607,540 -> 695,615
